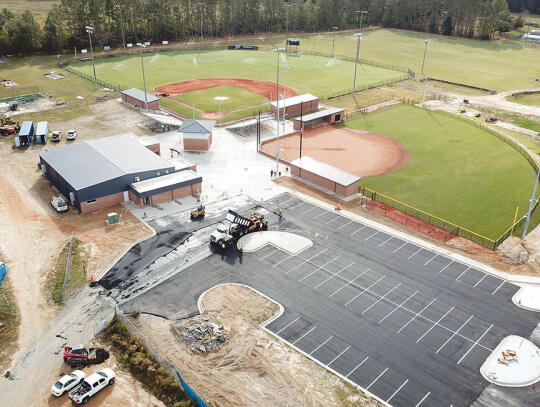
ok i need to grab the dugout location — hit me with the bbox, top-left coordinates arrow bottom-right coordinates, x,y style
121,88 -> 160,110
270,94 -> 319,118
293,107 -> 345,130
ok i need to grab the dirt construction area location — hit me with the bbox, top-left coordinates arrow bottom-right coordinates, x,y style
260,125 -> 411,177
153,78 -> 298,100
133,284 -> 381,407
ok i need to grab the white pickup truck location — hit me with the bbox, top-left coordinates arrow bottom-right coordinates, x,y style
69,368 -> 115,404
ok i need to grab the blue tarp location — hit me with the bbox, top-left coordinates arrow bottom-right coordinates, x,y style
175,370 -> 208,407
0,262 -> 6,285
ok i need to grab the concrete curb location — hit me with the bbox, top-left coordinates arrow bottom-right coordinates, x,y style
237,231 -> 313,255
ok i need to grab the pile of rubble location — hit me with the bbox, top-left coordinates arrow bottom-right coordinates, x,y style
176,317 -> 228,353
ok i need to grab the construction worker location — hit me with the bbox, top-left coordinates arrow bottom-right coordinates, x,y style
279,208 -> 283,219
270,169 -> 274,177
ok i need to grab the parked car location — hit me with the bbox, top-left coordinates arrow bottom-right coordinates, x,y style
50,196 -> 68,212
63,344 -> 110,368
69,368 -> 115,405
67,129 -> 77,140
51,131 -> 62,142
50,370 -> 86,397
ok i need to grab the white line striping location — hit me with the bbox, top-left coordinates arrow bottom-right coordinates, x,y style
290,201 -> 305,209
436,315 -> 474,354
273,253 -> 295,268
292,326 -> 317,345
299,256 -> 341,282
362,283 -> 402,315
397,298 -> 437,333
329,269 -> 370,297
416,307 -> 454,343
346,356 -> 369,378
423,254 -> 438,266
473,273 -> 487,287
303,205 -> 318,214
393,241 -> 408,253
416,392 -> 430,407
309,336 -> 333,355
286,249 -> 328,274
366,367 -> 388,390
351,225 -> 367,236
438,260 -> 454,274
456,324 -> 493,365
328,346 -> 351,366
379,290 -> 419,324
364,231 -> 379,241
345,276 -> 386,306
456,267 -> 470,281
326,216 -> 340,225
491,280 -> 505,295
260,248 -> 279,261
314,262 -> 356,289
276,317 -> 300,334
408,247 -> 423,260
386,379 -> 409,403
336,220 -> 353,231
313,211 -> 329,220
377,236 -> 393,247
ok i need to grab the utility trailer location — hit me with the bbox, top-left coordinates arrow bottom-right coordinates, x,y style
210,209 -> 268,249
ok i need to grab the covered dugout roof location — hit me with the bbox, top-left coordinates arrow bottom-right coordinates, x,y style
121,88 -> 159,103
270,93 -> 318,109
130,170 -> 201,197
179,119 -> 215,136
293,107 -> 345,125
40,133 -> 173,190
291,156 -> 361,187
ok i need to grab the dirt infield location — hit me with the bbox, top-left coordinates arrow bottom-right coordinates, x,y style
154,78 -> 298,100
260,125 -> 410,177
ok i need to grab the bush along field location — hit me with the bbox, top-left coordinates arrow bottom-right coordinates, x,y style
346,104 -> 537,239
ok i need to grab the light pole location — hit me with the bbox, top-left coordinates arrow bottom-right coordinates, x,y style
422,38 -> 436,102
197,2 -> 204,49
353,33 -> 362,95
273,46 -> 285,177
85,26 -> 97,89
522,168 -> 540,240
136,43 -> 148,110
356,10 -> 368,30
283,65 -> 290,132
331,26 -> 338,58
114,5 -> 126,48
285,3 -> 293,52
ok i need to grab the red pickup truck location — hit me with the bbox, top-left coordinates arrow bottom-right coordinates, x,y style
63,345 -> 110,368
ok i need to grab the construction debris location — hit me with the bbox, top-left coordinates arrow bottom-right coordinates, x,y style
174,316 -> 227,354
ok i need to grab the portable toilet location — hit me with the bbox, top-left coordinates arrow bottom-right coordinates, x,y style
35,121 -> 49,144
17,121 -> 34,146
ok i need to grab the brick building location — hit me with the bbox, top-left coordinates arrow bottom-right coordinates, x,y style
180,119 -> 215,151
293,107 -> 345,130
121,88 -> 160,110
270,94 -> 319,118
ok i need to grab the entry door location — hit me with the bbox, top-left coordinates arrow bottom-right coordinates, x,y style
123,191 -> 129,202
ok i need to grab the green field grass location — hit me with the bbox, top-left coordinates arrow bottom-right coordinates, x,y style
286,29 -> 539,92
175,85 -> 267,112
346,104 -> 537,238
506,92 -> 540,107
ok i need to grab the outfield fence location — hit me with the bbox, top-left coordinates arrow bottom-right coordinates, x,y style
344,94 -> 447,120
60,63 -> 120,91
0,85 -> 41,101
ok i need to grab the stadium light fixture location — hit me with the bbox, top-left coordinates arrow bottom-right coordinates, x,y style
283,65 -> 290,132
332,26 -> 338,58
136,43 -> 148,110
272,46 -> 286,177
85,26 -> 97,89
353,33 -> 363,95
422,38 -> 437,102
355,10 -> 368,30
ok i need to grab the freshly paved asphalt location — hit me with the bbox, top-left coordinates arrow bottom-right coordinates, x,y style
110,192 -> 539,407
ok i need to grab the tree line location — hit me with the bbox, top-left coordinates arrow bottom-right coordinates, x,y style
0,0 -> 529,55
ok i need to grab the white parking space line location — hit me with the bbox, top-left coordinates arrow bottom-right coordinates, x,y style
328,346 -> 351,366
325,216 -> 340,225
278,196 -> 296,206
423,254 -> 438,266
408,247 -> 422,260
290,201 -> 305,209
314,262 -> 356,289
416,392 -> 430,407
393,241 -> 408,253
313,211 -> 329,220
473,273 -> 487,287
286,249 -> 328,274
303,205 -> 318,214
345,276 -> 386,306
436,315 -> 474,354
310,336 -> 333,355
276,317 -> 300,334
364,231 -> 379,241
336,220 -> 353,231
416,307 -> 454,343
386,379 -> 409,403
361,283 -> 402,315
299,255 -> 341,282
260,248 -> 279,261
491,280 -> 505,295
379,290 -> 419,324
456,267 -> 470,281
351,225 -> 366,235
366,367 -> 388,390
273,253 -> 295,268
439,260 -> 454,274
377,236 -> 393,247
329,268 -> 370,297
292,326 -> 317,345
397,298 -> 437,333
346,356 -> 369,378
456,324 -> 493,365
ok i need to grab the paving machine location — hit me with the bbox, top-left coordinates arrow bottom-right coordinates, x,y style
190,204 -> 206,219
210,209 -> 268,249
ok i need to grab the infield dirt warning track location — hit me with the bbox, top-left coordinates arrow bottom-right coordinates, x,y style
260,125 -> 410,177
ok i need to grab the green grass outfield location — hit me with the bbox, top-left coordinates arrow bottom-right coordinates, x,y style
345,104 -> 537,238
283,29 -> 539,92
506,92 -> 540,107
175,85 -> 267,112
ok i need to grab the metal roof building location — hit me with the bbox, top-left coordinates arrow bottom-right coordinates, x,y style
179,119 -> 216,151
270,93 -> 319,117
121,88 -> 160,110
293,107 -> 345,130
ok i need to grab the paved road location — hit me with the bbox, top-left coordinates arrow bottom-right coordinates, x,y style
114,192 -> 539,407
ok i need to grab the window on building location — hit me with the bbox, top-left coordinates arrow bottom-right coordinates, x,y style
86,199 -> 96,204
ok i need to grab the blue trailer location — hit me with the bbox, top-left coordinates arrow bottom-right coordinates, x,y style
15,121 -> 34,147
35,121 -> 49,144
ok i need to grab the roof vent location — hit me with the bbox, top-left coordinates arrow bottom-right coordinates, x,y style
156,171 -> 161,176
134,176 -> 140,182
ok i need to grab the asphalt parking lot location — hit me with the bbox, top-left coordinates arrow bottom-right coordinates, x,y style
114,192 -> 539,406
